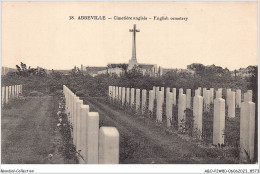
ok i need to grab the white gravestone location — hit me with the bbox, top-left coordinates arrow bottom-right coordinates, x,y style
228,91 -> 235,118
8,86 -> 12,99
2,87 -> 5,106
203,88 -> 207,98
204,90 -> 211,112
217,88 -> 222,99
148,90 -> 155,113
166,92 -> 173,127
213,98 -> 225,146
235,89 -> 241,108
195,89 -> 200,96
122,87 -> 125,106
112,86 -> 116,102
193,95 -> 203,139
156,91 -> 163,122
210,88 -> 214,104
172,88 -> 176,106
166,87 -> 170,93
12,86 -> 15,98
186,89 -> 191,109
247,90 -> 252,102
198,87 -> 202,96
76,99 -> 83,150
126,88 -> 130,105
216,91 -> 222,99
226,88 -> 231,107
99,127 -> 119,164
178,94 -> 186,127
161,87 -> 165,103
155,86 -> 160,99
78,105 -> 89,163
153,86 -> 156,92
136,89 -> 140,111
131,88 -> 135,107
84,111 -> 99,164
72,96 -> 79,145
108,86 -> 112,100
179,88 -> 183,96
240,101 -> 255,162
118,87 -> 122,102
141,89 -> 147,114
115,86 -> 119,102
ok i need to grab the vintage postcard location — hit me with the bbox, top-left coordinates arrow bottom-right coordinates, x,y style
1,1 -> 258,173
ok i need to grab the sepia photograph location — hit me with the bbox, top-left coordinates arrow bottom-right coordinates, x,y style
1,1 -> 259,173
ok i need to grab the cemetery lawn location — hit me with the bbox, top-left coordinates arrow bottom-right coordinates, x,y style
85,97 -> 239,164
1,96 -> 64,164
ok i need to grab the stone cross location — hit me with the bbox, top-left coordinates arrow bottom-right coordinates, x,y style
129,24 -> 140,61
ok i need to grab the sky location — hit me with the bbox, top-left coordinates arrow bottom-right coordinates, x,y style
1,1 -> 258,70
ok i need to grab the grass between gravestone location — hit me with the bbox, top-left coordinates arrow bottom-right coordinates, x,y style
1,94 -> 65,164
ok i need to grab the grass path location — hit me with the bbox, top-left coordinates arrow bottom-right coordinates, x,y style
85,97 -> 238,164
1,96 -> 63,164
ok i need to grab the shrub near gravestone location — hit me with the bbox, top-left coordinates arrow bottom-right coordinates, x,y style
56,93 -> 78,163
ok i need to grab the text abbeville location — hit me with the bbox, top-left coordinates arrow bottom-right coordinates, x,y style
78,16 -> 106,20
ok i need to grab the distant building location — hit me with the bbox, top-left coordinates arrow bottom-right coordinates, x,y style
85,66 -> 107,76
83,24 -> 161,77
1,66 -> 16,76
82,24 -> 196,77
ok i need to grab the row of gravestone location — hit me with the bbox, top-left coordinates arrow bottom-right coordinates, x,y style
108,86 -> 255,163
1,85 -> 23,106
63,85 -> 119,164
